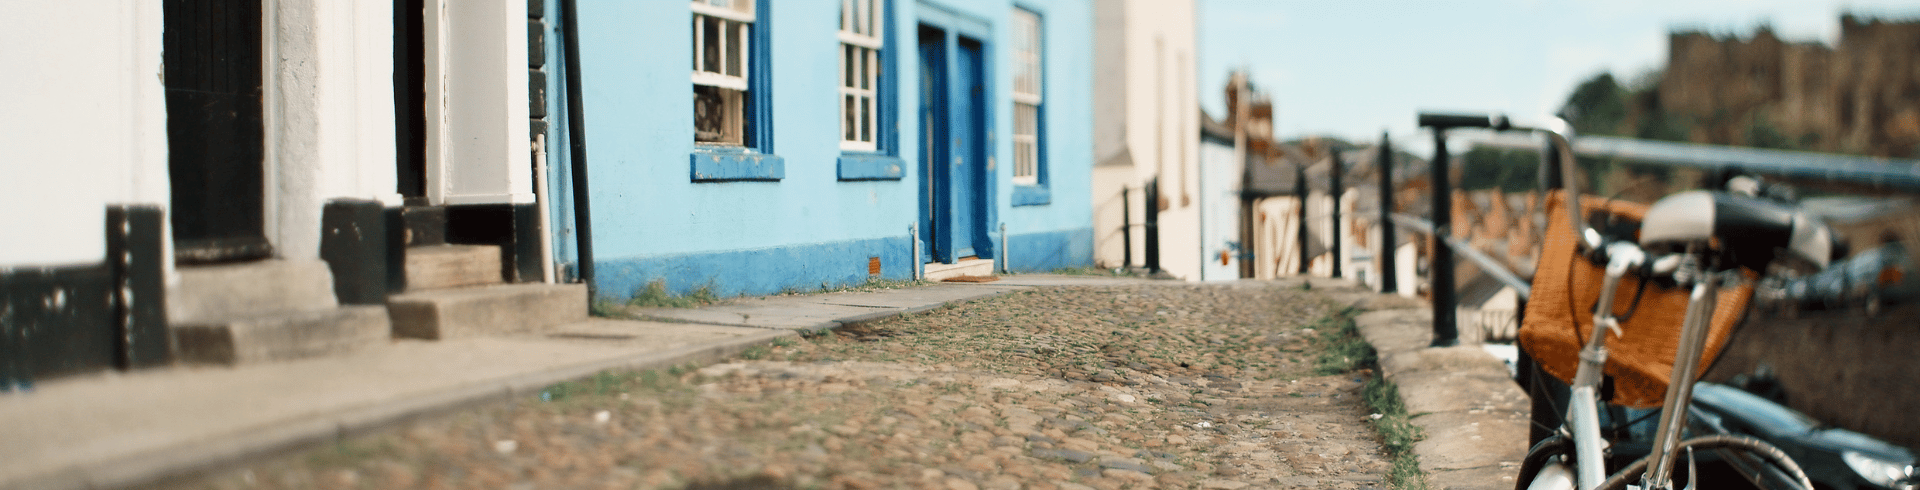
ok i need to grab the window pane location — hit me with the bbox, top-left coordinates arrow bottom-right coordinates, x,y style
691,16 -> 701,71
858,48 -> 872,90
844,95 -> 857,141
725,20 -> 743,77
843,44 -> 855,88
859,95 -> 871,142
1016,103 -> 1036,135
701,16 -> 722,73
695,85 -> 725,143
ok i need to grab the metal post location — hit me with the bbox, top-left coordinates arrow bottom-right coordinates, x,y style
999,222 -> 1008,274
910,224 -> 921,280
1121,187 -> 1132,269
1296,162 -> 1310,275
1145,178 -> 1162,273
1379,133 -> 1397,293
1330,147 -> 1344,279
1430,130 -> 1459,347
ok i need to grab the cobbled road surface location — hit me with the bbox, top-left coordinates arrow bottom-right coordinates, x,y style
169,281 -> 1392,490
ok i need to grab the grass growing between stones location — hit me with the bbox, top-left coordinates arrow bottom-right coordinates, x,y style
1311,307 -> 1373,375
1312,307 -> 1430,490
1365,376 -> 1429,490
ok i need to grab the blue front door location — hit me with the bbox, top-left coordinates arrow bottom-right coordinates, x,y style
917,22 -> 990,264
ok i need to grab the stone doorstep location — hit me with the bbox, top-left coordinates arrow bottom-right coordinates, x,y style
167,259 -> 340,325
403,244 -> 504,291
171,305 -> 390,365
925,257 -> 995,281
388,283 -> 588,340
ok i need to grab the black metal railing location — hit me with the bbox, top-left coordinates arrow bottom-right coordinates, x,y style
1379,111 -> 1920,347
1119,178 -> 1161,273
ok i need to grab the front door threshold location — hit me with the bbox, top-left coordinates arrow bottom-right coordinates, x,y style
924,257 -> 994,282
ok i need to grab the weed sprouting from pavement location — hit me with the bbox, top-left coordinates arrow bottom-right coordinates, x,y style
740,345 -> 771,360
589,298 -> 627,318
1312,307 -> 1374,375
1308,306 -> 1429,490
628,279 -> 721,308
1366,376 -> 1429,490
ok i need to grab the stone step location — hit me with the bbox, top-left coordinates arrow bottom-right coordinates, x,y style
171,305 -> 390,365
405,244 -> 503,290
925,257 -> 995,282
388,283 -> 587,339
168,259 -> 339,324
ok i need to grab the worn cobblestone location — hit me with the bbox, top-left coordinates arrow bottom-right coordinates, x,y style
166,282 -> 1391,490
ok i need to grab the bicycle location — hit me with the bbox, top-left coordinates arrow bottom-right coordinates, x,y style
1415,112 -> 1835,490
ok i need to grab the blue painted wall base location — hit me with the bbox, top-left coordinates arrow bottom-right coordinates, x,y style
593,236 -> 914,300
1005,227 -> 1093,272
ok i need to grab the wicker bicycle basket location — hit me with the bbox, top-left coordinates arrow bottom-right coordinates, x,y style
1519,191 -> 1755,409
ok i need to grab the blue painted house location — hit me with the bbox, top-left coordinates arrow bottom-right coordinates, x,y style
541,0 -> 1095,299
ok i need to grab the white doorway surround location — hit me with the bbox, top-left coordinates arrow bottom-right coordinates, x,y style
423,0 -> 533,206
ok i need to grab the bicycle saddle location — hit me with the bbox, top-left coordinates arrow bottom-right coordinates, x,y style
1639,190 -> 1837,271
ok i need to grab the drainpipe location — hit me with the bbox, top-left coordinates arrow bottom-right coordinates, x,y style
560,0 -> 596,299
998,222 -> 1008,274
910,224 -> 921,280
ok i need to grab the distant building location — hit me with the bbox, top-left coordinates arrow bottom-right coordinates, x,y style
1662,15 -> 1920,157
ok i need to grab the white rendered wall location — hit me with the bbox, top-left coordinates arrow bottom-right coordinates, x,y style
269,0 -> 402,261
1091,0 -> 1198,279
438,0 -> 532,205
0,2 -> 168,267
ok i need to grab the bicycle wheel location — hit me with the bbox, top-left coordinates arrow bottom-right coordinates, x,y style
1595,435 -> 1815,490
1514,434 -> 1575,490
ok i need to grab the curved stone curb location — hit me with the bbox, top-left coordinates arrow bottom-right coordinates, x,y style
1344,288 -> 1530,490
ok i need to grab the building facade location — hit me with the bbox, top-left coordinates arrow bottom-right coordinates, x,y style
550,0 -> 1095,300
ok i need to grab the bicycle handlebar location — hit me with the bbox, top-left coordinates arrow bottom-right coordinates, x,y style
1419,111 -> 1599,251
1417,112 -> 1511,130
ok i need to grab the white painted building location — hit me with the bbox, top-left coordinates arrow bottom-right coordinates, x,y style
1091,0 -> 1202,279
0,0 -> 572,387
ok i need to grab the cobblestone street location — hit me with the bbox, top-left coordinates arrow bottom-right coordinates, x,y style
168,281 -> 1393,490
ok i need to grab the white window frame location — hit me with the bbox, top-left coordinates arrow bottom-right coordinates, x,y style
839,0 -> 883,152
693,0 -> 754,145
1010,8 -> 1042,185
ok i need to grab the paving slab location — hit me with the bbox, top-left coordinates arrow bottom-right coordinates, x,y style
1354,309 -> 1435,355
1379,345 -> 1514,379
1411,410 -> 1530,471
1426,465 -> 1523,490
1395,370 -> 1531,415
625,301 -> 892,331
799,284 -> 1011,311
975,275 -> 1164,287
0,320 -> 781,490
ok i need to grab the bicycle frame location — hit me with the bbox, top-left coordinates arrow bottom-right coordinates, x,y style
1507,117 -> 1719,490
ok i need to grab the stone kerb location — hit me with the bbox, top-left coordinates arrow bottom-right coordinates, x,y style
1350,298 -> 1530,490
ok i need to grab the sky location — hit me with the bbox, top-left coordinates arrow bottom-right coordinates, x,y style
1197,0 -> 1920,154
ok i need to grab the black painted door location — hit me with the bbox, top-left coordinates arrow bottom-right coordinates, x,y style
394,0 -> 427,200
165,0 -> 270,263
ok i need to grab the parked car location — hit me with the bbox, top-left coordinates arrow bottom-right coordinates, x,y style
1689,380 -> 1916,490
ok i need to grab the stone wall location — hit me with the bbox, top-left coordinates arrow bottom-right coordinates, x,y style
1659,15 -> 1920,157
